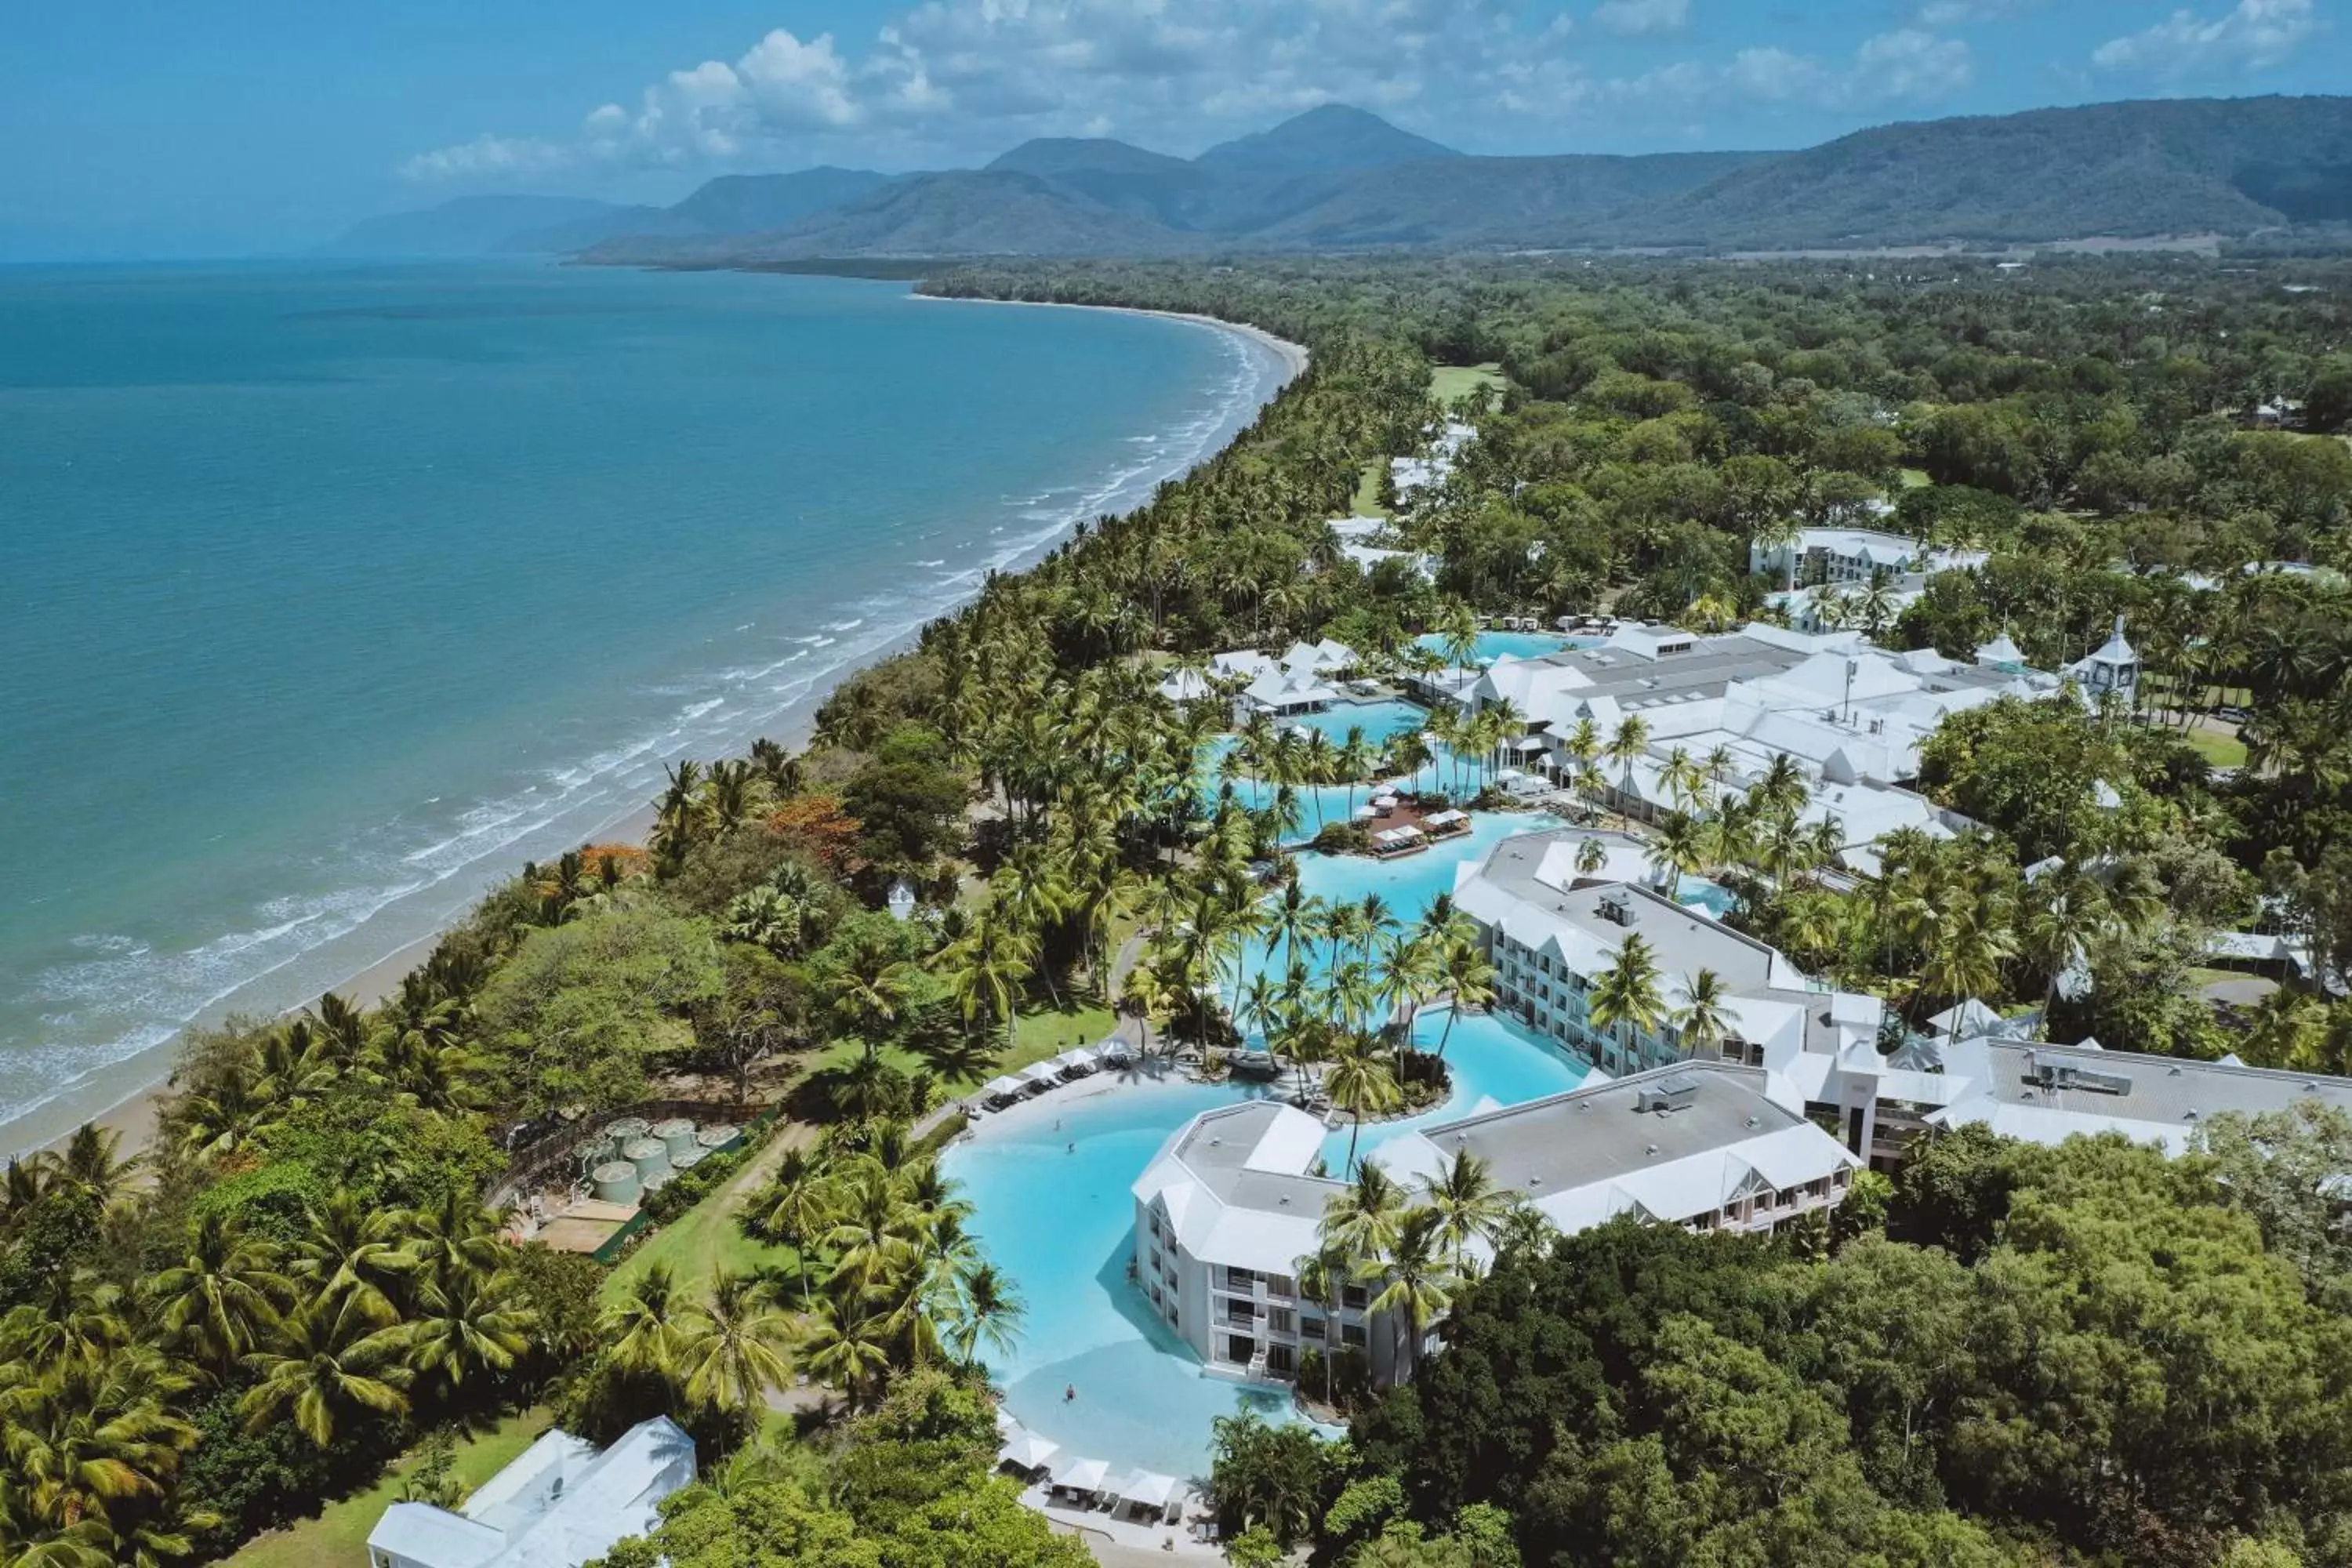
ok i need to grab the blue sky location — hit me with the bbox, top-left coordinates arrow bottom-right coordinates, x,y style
3,0 -> 2343,257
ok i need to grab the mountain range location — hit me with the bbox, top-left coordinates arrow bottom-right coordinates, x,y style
327,96 -> 2352,263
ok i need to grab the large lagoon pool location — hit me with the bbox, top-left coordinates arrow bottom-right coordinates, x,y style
1417,629 -> 1590,665
943,808 -> 1591,1478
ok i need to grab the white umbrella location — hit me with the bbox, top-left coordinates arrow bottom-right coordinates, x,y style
1057,1457 -> 1109,1494
1117,1470 -> 1179,1512
1000,1430 -> 1061,1471
979,1076 -> 1023,1101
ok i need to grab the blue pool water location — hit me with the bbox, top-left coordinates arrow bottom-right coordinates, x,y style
1277,699 -> 1429,746
1417,630 -> 1588,665
1676,877 -> 1740,918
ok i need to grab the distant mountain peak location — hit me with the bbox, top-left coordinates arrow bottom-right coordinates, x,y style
1195,103 -> 1461,175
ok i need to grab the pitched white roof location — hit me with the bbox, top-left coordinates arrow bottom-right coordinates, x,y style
370,1418 -> 694,1568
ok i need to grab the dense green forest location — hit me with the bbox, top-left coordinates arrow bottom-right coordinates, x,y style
12,250 -> 2352,1567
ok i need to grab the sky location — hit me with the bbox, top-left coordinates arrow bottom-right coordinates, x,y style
3,0 -> 2344,258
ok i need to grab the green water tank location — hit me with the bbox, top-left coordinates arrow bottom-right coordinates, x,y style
590,1162 -> 641,1205
695,1124 -> 741,1153
652,1117 -> 697,1160
604,1116 -> 651,1145
671,1145 -> 707,1174
622,1137 -> 671,1183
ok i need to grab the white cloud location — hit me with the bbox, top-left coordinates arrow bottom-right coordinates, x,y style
1909,0 -> 2042,25
1593,0 -> 1690,37
2092,0 -> 2319,80
397,2 -> 1976,185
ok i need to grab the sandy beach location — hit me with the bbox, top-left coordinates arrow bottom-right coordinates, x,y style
19,301 -> 1305,1164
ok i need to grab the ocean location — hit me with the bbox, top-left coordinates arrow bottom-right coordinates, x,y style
0,260 -> 1289,1156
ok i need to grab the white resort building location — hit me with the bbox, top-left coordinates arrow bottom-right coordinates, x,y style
1750,525 -> 1987,588
1455,622 -> 2065,873
1131,1101 -> 1391,1385
1454,828 -> 1889,1080
367,1417 -> 694,1568
1132,1065 -> 1858,1389
1211,639 -> 1359,718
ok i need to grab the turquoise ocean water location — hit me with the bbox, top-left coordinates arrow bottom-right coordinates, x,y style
0,261 -> 1287,1155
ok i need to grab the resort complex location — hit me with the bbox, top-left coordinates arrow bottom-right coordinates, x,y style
20,242 -> 2352,1568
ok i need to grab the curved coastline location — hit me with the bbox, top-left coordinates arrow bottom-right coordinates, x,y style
10,293 -> 1308,1162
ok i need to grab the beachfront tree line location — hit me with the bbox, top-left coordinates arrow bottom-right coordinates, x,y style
1201,1108 -> 2352,1568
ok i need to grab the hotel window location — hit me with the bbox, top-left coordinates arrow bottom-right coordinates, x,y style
1228,1334 -> 1255,1363
1343,1285 -> 1367,1309
1224,1266 -> 1255,1291
1229,1299 -> 1257,1323
1268,1345 -> 1295,1375
1269,1307 -> 1294,1334
1341,1323 -> 1367,1348
1301,1316 -> 1327,1339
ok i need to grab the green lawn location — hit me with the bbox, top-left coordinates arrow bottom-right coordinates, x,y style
1900,466 -> 1931,488
804,999 -> 1118,1095
1428,362 -> 1504,405
2185,727 -> 2249,768
223,1409 -> 550,1568
1350,460 -> 1388,519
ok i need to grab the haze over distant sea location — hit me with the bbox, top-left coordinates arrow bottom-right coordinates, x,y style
0,260 -> 1288,1156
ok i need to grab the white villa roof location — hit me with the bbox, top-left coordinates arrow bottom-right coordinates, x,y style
1929,1037 -> 2352,1155
371,1418 -> 694,1568
1132,1101 -> 1339,1277
1156,667 -> 1213,702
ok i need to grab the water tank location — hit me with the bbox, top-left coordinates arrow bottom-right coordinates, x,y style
652,1117 -> 698,1160
671,1145 -> 707,1174
590,1161 -> 641,1205
695,1124 -> 740,1153
603,1116 -> 650,1145
622,1137 -> 671,1182
578,1134 -> 615,1170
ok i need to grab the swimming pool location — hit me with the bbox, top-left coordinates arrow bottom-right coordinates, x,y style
942,811 -> 1590,1477
1416,630 -> 1591,666
1675,877 -> 1740,919
943,1006 -> 1587,1479
1276,698 -> 1429,746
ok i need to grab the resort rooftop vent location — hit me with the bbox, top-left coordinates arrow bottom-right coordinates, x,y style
1596,892 -> 1636,927
1635,1076 -> 1700,1115
2020,1051 -> 2132,1098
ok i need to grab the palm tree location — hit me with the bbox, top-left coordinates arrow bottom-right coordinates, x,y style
295,1191 -> 414,1331
40,1124 -> 139,1213
145,1211 -> 290,1375
1327,1048 -> 1392,1185
946,1261 -> 1026,1364
938,905 -> 1037,1054
1646,811 -> 1709,891
753,1148 -> 835,1308
1588,934 -> 1666,1070
601,1263 -> 690,1385
677,1270 -> 797,1416
1605,714 -> 1652,815
1418,1150 -> 1518,1271
0,1350 -> 198,1549
823,1168 -> 918,1295
1292,1240 -> 1353,1407
800,1301 -> 894,1411
236,1303 -> 409,1446
1367,1208 -> 1454,1384
1671,968 -> 1734,1062
1319,1160 -> 1406,1282
1432,938 -> 1496,1063
397,1266 -> 536,1395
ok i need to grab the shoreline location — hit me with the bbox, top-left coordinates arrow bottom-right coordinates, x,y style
18,296 -> 1306,1163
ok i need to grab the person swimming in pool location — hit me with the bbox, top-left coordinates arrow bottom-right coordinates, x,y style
1064,1384 -> 1076,1403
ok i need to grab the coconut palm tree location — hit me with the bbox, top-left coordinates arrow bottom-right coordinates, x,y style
294,1191 -> 414,1332
145,1212 -> 291,1376
1326,1042 -> 1400,1180
39,1124 -> 139,1214
1418,1150 -> 1518,1271
677,1270 -> 797,1416
1431,938 -> 1496,1063
1367,1209 -> 1455,1384
938,904 -> 1037,1054
601,1263 -> 690,1386
397,1265 -> 536,1395
799,1301 -> 894,1411
0,1350 -> 198,1549
1671,968 -> 1734,1062
1318,1160 -> 1407,1283
946,1262 -> 1026,1364
1588,934 -> 1667,1070
236,1303 -> 409,1447
753,1149 -> 836,1308
1606,715 -> 1652,817
1291,1243 -> 1352,1406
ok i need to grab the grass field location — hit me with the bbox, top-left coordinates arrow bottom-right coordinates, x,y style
804,999 -> 1118,1095
1429,362 -> 1504,405
223,1409 -> 550,1568
1900,466 -> 1931,488
2184,727 -> 2250,768
1351,460 -> 1388,518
